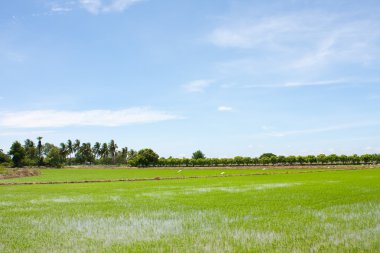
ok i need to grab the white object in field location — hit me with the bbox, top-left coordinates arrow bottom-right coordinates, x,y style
177,170 -> 182,173
262,168 -> 266,170
220,172 -> 225,175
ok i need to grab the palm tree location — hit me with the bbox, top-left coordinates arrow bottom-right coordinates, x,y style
59,143 -> 68,163
92,142 -> 101,159
66,139 -> 73,165
108,140 -> 118,164
127,149 -> 137,160
37,136 -> 43,167
100,143 -> 109,159
73,139 -> 81,155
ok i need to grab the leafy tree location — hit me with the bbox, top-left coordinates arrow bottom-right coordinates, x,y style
286,155 -> 296,165
361,154 -> 372,164
306,155 -> 317,165
339,155 -> 348,164
259,156 -> 271,165
277,155 -> 286,165
259,153 -> 277,159
0,149 -> 11,164
127,149 -> 137,161
8,141 -> 26,167
45,146 -> 63,168
192,150 -> 205,160
234,156 -> 244,165
269,156 -> 278,165
349,154 -> 360,164
115,147 -> 128,164
128,148 -> 159,167
76,143 -> 94,164
326,154 -> 339,164
297,156 -> 306,165
43,143 -> 57,156
23,139 -> 37,166
317,154 -> 326,164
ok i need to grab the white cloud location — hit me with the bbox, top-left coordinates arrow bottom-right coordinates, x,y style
282,79 -> 346,87
50,6 -> 72,12
208,15 -> 303,49
0,130 -> 54,137
217,106 -> 233,112
243,79 -> 347,89
264,122 -> 380,138
0,108 -> 181,128
79,0 -> 103,13
208,13 -> 380,68
183,79 -> 214,93
79,0 -> 142,14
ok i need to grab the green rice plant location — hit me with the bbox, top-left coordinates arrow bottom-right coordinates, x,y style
0,169 -> 379,252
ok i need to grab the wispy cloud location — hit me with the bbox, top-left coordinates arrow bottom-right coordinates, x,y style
0,108 -> 181,128
0,130 -> 54,137
183,79 -> 214,93
50,6 -> 72,13
79,0 -> 142,14
243,79 -> 347,89
217,106 -> 233,112
208,12 -> 380,68
263,122 -> 380,137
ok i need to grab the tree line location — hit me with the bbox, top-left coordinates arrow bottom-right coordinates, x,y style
0,138 -> 379,168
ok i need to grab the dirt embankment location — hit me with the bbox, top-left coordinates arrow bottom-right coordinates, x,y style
0,168 -> 40,180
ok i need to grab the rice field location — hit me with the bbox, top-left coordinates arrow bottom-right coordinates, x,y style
0,168 -> 379,252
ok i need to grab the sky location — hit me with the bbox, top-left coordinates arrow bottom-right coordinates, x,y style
1,0 -> 380,157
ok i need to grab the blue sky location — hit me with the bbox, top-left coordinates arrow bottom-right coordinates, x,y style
1,0 -> 380,157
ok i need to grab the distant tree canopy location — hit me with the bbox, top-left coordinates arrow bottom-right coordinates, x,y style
8,141 -> 26,168
1,138 -> 380,168
192,150 -> 206,160
259,153 -> 277,159
128,148 -> 159,167
0,149 -> 11,164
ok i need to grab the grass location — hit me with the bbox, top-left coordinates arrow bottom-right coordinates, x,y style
0,168 -> 379,252
0,166 -> 362,183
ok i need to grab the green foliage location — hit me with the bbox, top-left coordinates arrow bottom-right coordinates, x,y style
0,149 -> 11,164
259,153 -> 276,159
8,141 -> 26,167
192,150 -> 205,159
3,137 -> 380,168
128,148 -> 159,167
37,137 -> 44,166
45,147 -> 63,168
75,143 -> 94,164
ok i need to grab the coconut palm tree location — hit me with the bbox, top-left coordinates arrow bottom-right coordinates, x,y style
108,140 -> 118,164
37,136 -> 43,167
66,139 -> 73,165
100,143 -> 109,159
92,142 -> 101,159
